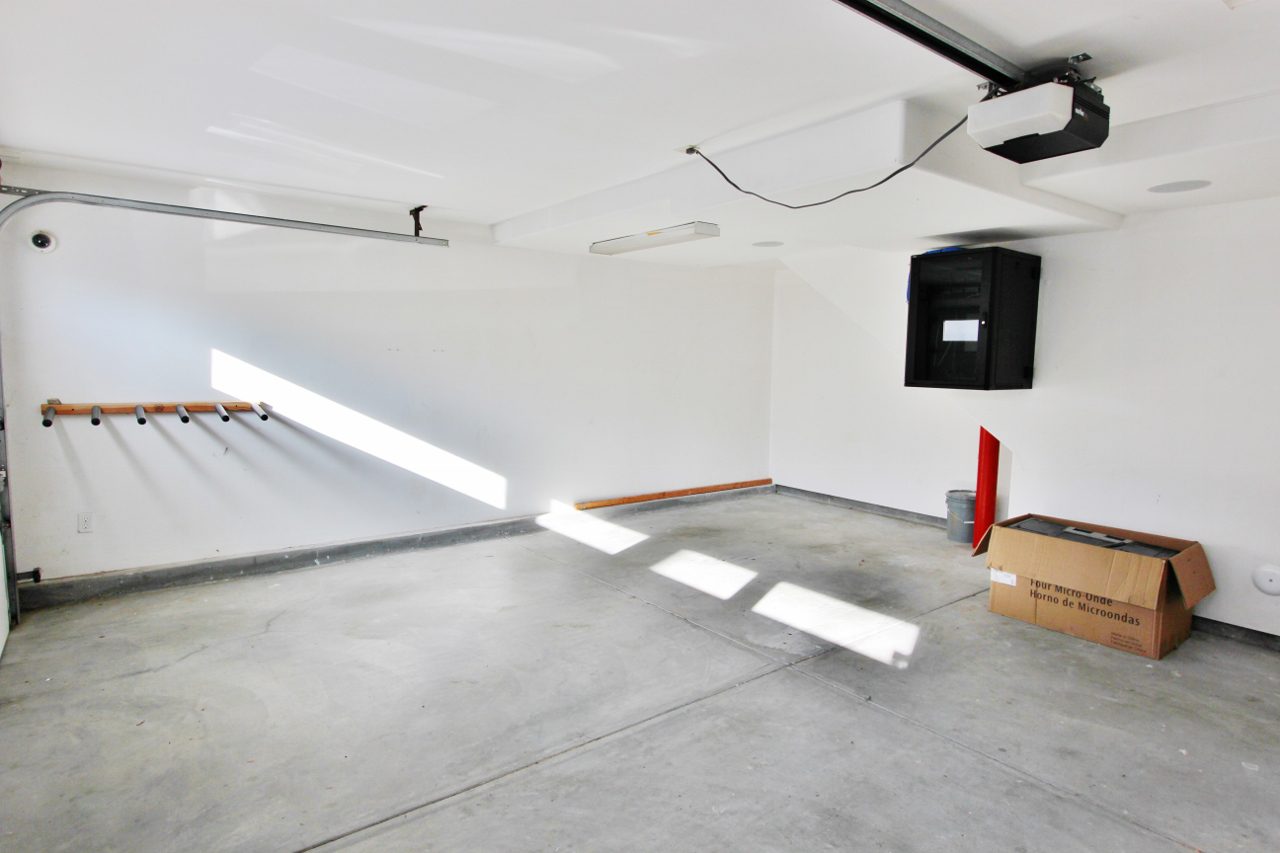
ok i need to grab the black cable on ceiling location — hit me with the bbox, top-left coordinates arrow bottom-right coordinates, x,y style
685,113 -> 968,210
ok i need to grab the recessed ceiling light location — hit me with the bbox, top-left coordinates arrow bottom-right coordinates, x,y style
752,240 -> 784,248
1147,180 -> 1212,194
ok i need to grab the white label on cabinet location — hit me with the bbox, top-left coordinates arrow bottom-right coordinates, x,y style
943,319 -> 980,342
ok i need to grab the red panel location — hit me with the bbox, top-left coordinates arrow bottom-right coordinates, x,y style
974,427 -> 1000,548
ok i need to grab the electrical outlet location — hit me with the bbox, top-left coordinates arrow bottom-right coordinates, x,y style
1253,564 -> 1280,596
77,512 -> 93,534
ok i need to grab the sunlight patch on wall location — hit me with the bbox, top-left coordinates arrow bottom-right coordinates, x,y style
650,549 -> 757,600
210,349 -> 506,508
752,582 -> 920,668
536,500 -> 647,555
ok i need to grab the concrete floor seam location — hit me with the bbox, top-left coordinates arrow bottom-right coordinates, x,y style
790,664 -> 1199,852
298,653 -> 832,851
912,586 -> 989,617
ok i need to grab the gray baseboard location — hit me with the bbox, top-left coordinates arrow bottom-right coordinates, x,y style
775,484 -> 946,528
1192,616 -> 1280,652
19,515 -> 545,612
17,483 -> 779,612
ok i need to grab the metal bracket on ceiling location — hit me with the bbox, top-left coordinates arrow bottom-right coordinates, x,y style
1027,53 -> 1103,94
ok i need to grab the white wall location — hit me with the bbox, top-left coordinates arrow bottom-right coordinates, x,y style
0,165 -> 774,580
771,196 -> 1280,634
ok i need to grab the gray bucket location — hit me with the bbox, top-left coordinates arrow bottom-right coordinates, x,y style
945,490 -> 976,543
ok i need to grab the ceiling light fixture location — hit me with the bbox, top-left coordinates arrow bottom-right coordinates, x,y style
753,240 -> 784,248
1147,180 -> 1212,194
589,221 -> 719,255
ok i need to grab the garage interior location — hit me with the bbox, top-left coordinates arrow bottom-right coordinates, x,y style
1,1 -> 1278,850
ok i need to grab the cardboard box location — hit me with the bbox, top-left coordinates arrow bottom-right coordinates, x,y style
974,514 -> 1215,659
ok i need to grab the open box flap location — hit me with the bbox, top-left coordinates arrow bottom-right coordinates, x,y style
972,514 -> 1027,557
1168,542 -> 1215,608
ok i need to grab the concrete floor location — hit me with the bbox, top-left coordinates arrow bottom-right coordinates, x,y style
0,492 -> 1277,851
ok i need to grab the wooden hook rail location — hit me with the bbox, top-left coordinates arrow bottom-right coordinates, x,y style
40,401 -> 269,427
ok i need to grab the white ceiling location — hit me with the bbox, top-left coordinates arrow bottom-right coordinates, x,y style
2,0 -> 1278,264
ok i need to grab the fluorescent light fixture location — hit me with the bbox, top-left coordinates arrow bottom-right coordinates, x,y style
589,221 -> 720,255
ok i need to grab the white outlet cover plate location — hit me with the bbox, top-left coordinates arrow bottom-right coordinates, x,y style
1252,564 -> 1280,595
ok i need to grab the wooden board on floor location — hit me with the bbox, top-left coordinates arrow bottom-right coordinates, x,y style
574,479 -> 772,511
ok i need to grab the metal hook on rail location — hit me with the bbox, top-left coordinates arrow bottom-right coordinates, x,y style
42,406 -> 56,428
214,403 -> 230,422
90,405 -> 102,426
175,404 -> 190,423
250,402 -> 269,421
134,405 -> 147,425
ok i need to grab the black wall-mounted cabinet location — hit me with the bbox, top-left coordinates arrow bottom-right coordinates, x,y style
905,247 -> 1041,390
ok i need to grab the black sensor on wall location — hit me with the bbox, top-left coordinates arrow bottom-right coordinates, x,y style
904,247 -> 1041,390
